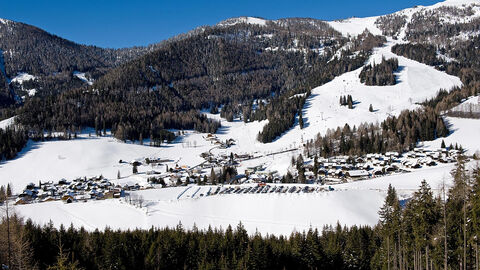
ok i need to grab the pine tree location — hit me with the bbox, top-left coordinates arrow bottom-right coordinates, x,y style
210,168 -> 217,185
6,184 -> 12,198
447,155 -> 471,269
132,165 -> 138,174
0,186 -> 5,203
47,244 -> 83,270
441,139 -> 446,149
313,155 -> 319,180
369,104 -> 374,112
378,184 -> 401,270
299,112 -> 304,129
404,180 -> 440,270
117,170 -> 121,179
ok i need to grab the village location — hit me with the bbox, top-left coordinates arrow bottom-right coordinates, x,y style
13,133 -> 464,205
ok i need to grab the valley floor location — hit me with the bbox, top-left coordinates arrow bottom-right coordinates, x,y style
13,161 -> 465,236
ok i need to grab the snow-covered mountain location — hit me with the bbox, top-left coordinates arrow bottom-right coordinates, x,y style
2,0 -> 480,236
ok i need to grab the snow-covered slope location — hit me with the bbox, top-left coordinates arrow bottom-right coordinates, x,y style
422,117 -> 480,155
328,0 -> 480,38
328,16 -> 382,37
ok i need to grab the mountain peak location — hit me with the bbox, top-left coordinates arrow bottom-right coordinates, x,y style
0,18 -> 12,25
218,16 -> 268,27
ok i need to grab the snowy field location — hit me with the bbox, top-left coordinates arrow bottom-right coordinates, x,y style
0,131 -> 212,194
14,161 -> 469,236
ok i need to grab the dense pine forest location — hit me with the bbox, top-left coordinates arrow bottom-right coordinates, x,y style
0,158 -> 479,270
0,127 -> 28,160
359,57 -> 399,86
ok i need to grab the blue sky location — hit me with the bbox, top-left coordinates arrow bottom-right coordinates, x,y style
1,0 -> 441,48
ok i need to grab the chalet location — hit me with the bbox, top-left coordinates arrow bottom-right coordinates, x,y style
385,165 -> 397,173
372,169 -> 384,176
62,195 -> 74,203
15,198 -> 28,205
345,170 -> 370,180
41,197 -> 56,203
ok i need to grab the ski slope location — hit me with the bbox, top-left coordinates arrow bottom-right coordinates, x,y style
205,39 -> 462,157
327,0 -> 480,38
422,117 -> 480,155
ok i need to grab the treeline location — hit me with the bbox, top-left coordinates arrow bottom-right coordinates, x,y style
16,88 -> 220,143
305,108 -> 448,157
0,126 -> 28,160
11,22 -> 386,146
359,57 -> 398,86
405,7 -> 480,44
2,159 -> 479,270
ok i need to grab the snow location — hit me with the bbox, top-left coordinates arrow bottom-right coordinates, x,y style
3,0 -> 478,236
73,71 -> 93,85
3,36 -> 460,195
0,116 -> 15,129
15,200 -> 147,231
219,17 -> 267,27
328,16 -> 382,37
328,0 -> 480,38
422,117 -> 480,155
26,89 -> 37,97
0,131 -> 212,194
205,39 -> 461,159
10,72 -> 35,84
13,161 -> 463,236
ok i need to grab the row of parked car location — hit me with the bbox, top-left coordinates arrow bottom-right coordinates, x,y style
213,184 -> 335,196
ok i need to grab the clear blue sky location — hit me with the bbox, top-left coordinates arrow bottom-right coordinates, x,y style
0,0 -> 442,48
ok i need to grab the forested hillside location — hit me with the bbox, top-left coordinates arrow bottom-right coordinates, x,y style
14,19 -> 385,145
0,18 -> 157,106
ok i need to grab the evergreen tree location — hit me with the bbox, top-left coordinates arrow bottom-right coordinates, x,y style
313,155 -> 319,180
377,184 -> 402,270
369,104 -> 374,112
441,139 -> 446,148
0,185 -> 5,203
6,184 -> 12,198
347,95 -> 353,109
299,111 -> 304,129
210,168 -> 217,185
